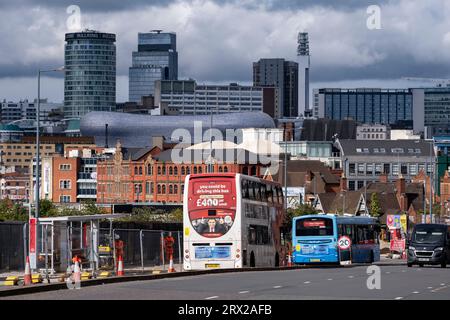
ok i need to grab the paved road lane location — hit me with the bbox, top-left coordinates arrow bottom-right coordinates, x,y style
3,265 -> 450,300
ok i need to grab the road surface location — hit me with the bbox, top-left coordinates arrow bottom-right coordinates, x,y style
3,264 -> 450,300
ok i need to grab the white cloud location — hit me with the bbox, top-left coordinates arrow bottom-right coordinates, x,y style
1,0 -> 450,101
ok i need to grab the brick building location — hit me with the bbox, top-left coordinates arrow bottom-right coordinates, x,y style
32,147 -> 108,204
96,141 -> 267,204
0,136 -> 95,171
0,171 -> 31,202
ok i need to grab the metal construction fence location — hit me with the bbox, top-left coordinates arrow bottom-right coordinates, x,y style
0,222 -> 27,272
0,221 -> 182,274
110,229 -> 182,271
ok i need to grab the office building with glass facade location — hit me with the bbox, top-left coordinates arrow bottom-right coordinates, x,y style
313,88 -> 418,129
64,31 -> 116,118
253,58 -> 298,118
422,88 -> 450,127
129,31 -> 178,102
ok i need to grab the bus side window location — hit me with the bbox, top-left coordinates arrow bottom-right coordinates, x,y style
249,182 -> 255,200
241,180 -> 248,199
267,185 -> 273,204
342,224 -> 355,243
256,183 -> 262,201
261,184 -> 267,202
337,224 -> 344,237
277,187 -> 283,205
248,226 -> 256,244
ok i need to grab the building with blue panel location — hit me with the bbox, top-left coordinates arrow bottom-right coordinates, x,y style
129,31 -> 178,102
313,88 -> 416,129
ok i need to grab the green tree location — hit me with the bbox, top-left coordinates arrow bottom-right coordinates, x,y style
117,206 -> 183,223
169,207 -> 183,223
0,199 -> 28,222
58,206 -> 83,216
81,200 -> 106,215
283,204 -> 318,232
370,193 -> 382,217
39,199 -> 59,217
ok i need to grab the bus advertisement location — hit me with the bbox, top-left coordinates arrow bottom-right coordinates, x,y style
183,173 -> 287,270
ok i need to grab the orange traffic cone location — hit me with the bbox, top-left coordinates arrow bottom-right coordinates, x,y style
73,260 -> 81,283
168,254 -> 176,273
117,255 -> 124,276
24,256 -> 32,285
287,253 -> 293,267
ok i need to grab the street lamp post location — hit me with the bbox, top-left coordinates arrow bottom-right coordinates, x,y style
31,67 -> 64,270
35,67 -> 65,219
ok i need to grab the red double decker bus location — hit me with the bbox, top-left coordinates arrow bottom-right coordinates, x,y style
183,173 -> 287,270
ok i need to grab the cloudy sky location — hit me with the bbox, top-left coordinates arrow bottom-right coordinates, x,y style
1,0 -> 450,103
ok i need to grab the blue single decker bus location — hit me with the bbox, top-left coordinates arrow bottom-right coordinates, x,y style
292,214 -> 381,264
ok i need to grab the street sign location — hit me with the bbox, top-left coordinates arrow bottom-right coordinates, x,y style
338,236 -> 351,250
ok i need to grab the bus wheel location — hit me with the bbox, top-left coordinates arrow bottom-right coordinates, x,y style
275,253 -> 280,267
250,252 -> 255,268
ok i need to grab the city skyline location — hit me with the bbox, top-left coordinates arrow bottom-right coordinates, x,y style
1,0 -> 450,103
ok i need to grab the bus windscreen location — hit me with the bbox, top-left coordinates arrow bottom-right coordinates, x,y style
296,218 -> 334,236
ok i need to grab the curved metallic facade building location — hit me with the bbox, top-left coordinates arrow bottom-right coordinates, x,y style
80,111 -> 276,148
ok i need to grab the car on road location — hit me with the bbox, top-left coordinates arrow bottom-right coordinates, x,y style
407,224 -> 450,268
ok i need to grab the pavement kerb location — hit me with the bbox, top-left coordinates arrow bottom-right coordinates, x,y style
0,261 -> 406,297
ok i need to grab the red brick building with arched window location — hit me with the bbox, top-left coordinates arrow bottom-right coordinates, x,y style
96,141 -> 267,204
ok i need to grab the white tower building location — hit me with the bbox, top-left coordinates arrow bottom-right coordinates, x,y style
297,32 -> 310,117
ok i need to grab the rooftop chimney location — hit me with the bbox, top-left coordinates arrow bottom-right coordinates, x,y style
396,174 -> 406,195
379,173 -> 388,183
152,136 -> 164,150
340,172 -> 347,192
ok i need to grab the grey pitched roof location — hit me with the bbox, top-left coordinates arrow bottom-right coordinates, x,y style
317,191 -> 363,214
129,147 -> 155,161
153,148 -> 274,164
274,160 -> 340,185
337,139 -> 434,157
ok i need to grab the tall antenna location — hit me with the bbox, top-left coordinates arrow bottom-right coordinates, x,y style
297,32 -> 310,56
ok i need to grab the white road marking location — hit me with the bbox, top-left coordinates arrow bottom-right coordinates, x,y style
431,285 -> 448,293
304,281 -> 311,284
395,297 -> 403,300
386,272 -> 391,274
402,270 -> 406,273
440,283 -> 446,286
327,278 -> 333,281
427,287 -> 433,289
205,296 -> 219,300
412,291 -> 420,294
273,285 -> 282,289
239,291 -> 249,294
348,276 -> 354,278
